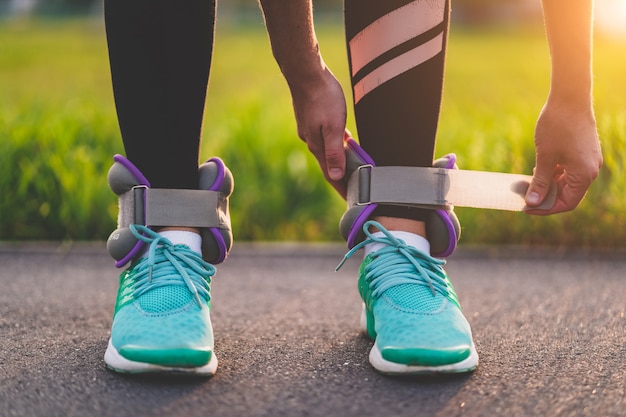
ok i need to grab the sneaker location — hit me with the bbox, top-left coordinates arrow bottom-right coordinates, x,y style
104,224 -> 218,375
337,220 -> 478,375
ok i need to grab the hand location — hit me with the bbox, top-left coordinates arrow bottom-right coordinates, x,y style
525,99 -> 603,215
288,66 -> 350,198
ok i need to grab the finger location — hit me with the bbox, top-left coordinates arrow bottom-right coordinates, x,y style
525,171 -> 587,215
555,174 -> 589,211
303,129 -> 347,198
525,155 -> 558,207
312,155 -> 347,199
322,125 -> 346,181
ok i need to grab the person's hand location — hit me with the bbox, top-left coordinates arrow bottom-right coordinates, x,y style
525,99 -> 603,215
288,66 -> 350,197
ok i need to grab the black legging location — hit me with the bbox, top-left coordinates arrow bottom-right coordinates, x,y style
345,0 -> 450,221
104,0 -> 216,189
104,0 -> 448,221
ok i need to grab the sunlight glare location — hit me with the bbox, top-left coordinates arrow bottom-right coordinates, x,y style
595,0 -> 626,36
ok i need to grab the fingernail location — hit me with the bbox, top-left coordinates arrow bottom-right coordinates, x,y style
329,168 -> 343,180
526,191 -> 541,205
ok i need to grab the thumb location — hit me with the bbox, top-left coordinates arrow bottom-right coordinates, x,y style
525,162 -> 555,207
323,127 -> 347,181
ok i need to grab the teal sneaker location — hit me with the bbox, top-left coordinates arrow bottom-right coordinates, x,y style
337,220 -> 478,375
104,225 -> 218,375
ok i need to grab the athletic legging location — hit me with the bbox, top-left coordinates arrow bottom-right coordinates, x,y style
104,0 -> 215,189
346,0 -> 450,221
104,0 -> 448,221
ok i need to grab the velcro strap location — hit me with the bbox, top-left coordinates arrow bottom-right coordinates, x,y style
348,166 -> 556,212
119,187 -> 227,228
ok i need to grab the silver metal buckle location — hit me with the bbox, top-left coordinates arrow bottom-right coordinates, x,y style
131,185 -> 148,225
355,164 -> 373,206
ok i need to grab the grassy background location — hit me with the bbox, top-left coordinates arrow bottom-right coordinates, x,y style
1,17 -> 625,247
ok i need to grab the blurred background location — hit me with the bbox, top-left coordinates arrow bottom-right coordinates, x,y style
1,0 -> 625,247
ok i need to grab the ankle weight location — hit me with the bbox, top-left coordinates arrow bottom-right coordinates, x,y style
340,139 -> 460,257
107,155 -> 233,267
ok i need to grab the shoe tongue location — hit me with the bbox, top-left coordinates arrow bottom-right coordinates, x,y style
136,231 -> 203,313
364,231 -> 430,257
363,231 -> 444,312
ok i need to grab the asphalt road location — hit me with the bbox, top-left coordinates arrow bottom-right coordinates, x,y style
1,242 -> 625,417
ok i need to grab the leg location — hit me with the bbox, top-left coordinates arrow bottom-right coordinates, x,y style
105,0 -> 216,189
342,0 -> 478,374
103,0 -> 223,375
345,0 -> 449,232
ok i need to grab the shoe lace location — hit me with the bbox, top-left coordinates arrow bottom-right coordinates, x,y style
336,220 -> 451,299
129,224 -> 215,307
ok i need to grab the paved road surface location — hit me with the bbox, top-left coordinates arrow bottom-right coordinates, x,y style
1,242 -> 625,417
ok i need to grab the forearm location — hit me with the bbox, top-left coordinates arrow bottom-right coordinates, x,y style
541,0 -> 594,108
525,0 -> 601,214
259,0 -> 349,187
258,0 -> 327,87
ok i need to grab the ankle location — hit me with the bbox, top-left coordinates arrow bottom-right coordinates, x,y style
156,226 -> 201,235
364,218 -> 430,257
372,216 -> 427,239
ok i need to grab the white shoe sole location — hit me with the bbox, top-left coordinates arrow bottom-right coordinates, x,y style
360,305 -> 479,375
104,339 -> 218,376
369,342 -> 478,375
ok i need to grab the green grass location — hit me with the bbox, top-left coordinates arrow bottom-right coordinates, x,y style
1,18 -> 626,248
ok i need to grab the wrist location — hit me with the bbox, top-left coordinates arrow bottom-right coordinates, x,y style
546,84 -> 593,115
542,92 -> 597,134
283,58 -> 333,95
279,50 -> 327,87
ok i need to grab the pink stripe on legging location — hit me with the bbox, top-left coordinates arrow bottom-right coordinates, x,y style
353,32 -> 444,104
349,0 -> 445,76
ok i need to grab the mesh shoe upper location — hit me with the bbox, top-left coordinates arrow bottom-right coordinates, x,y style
338,220 -> 476,370
108,225 -> 216,368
